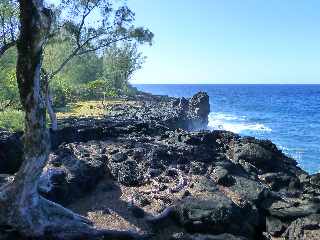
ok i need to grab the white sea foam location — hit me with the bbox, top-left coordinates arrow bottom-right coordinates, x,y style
277,145 -> 305,162
208,112 -> 272,134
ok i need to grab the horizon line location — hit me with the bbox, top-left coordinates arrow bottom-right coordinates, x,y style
132,83 -> 320,85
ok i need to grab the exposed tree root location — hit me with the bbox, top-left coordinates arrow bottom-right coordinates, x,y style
170,175 -> 188,193
0,192 -> 148,240
168,168 -> 188,193
142,168 -> 188,195
145,206 -> 176,225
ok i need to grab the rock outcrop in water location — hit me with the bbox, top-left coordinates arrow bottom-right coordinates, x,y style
0,92 -> 320,240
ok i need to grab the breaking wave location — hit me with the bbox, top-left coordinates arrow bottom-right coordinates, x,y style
208,112 -> 272,134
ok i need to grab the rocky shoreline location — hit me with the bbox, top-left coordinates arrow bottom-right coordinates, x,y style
0,92 -> 320,240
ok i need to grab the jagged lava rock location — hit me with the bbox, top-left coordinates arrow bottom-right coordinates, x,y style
0,91 -> 319,240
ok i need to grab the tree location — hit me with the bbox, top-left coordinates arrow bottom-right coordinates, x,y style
0,66 -> 19,111
0,0 -> 94,238
43,36 -> 103,106
103,43 -> 145,92
81,43 -> 145,100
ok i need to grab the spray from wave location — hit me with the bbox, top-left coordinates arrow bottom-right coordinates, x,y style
208,112 -> 272,134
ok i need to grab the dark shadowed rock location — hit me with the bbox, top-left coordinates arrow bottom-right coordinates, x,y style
170,232 -> 249,240
283,214 -> 320,240
39,141 -> 107,205
0,130 -> 23,174
310,173 -> 320,186
266,216 -> 286,237
175,178 -> 259,238
233,142 -> 280,172
115,159 -> 143,186
187,92 -> 210,130
210,166 -> 235,187
259,172 -> 300,191
262,198 -> 320,222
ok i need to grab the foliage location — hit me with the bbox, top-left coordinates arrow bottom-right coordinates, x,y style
44,0 -> 153,80
43,39 -> 144,105
0,48 -> 20,111
0,38 -> 144,112
51,78 -> 77,107
84,79 -> 118,99
41,0 -> 153,109
103,43 -> 145,91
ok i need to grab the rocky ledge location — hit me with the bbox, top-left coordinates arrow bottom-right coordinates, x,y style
1,92 -> 320,240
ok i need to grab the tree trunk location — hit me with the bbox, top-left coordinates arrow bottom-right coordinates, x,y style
0,0 -> 51,231
0,0 -> 94,238
43,71 -> 58,130
47,87 -> 58,130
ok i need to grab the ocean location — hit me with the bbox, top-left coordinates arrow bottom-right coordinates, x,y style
134,84 -> 320,174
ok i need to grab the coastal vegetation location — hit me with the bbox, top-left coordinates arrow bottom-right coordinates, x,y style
0,0 -> 152,131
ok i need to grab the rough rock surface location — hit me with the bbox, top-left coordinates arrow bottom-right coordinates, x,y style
39,142 -> 107,205
0,92 -> 210,175
0,130 -> 23,174
0,92 -> 319,240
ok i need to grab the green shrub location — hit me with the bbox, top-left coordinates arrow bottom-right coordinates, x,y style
82,79 -> 119,100
122,84 -> 139,96
0,67 -> 21,111
52,79 -> 77,108
0,110 -> 24,132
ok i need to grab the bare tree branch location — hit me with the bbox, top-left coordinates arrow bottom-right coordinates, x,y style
0,40 -> 15,56
0,0 -> 18,57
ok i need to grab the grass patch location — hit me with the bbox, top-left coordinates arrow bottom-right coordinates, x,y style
56,99 -> 128,119
0,99 -> 134,132
0,109 -> 24,132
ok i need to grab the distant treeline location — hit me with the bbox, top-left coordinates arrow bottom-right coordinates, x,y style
1,39 -> 146,110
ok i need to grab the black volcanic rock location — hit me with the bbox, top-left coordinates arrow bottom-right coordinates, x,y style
0,91 -> 319,240
175,179 -> 259,238
170,233 -> 249,240
0,130 -> 23,174
283,214 -> 320,240
187,92 -> 210,130
38,141 -> 107,205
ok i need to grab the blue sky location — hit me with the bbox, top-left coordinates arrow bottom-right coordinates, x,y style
127,0 -> 320,84
49,0 -> 320,84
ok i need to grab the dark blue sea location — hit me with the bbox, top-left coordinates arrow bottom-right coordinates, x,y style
134,84 -> 320,174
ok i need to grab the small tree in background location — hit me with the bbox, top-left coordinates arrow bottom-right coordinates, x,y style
103,42 -> 145,95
